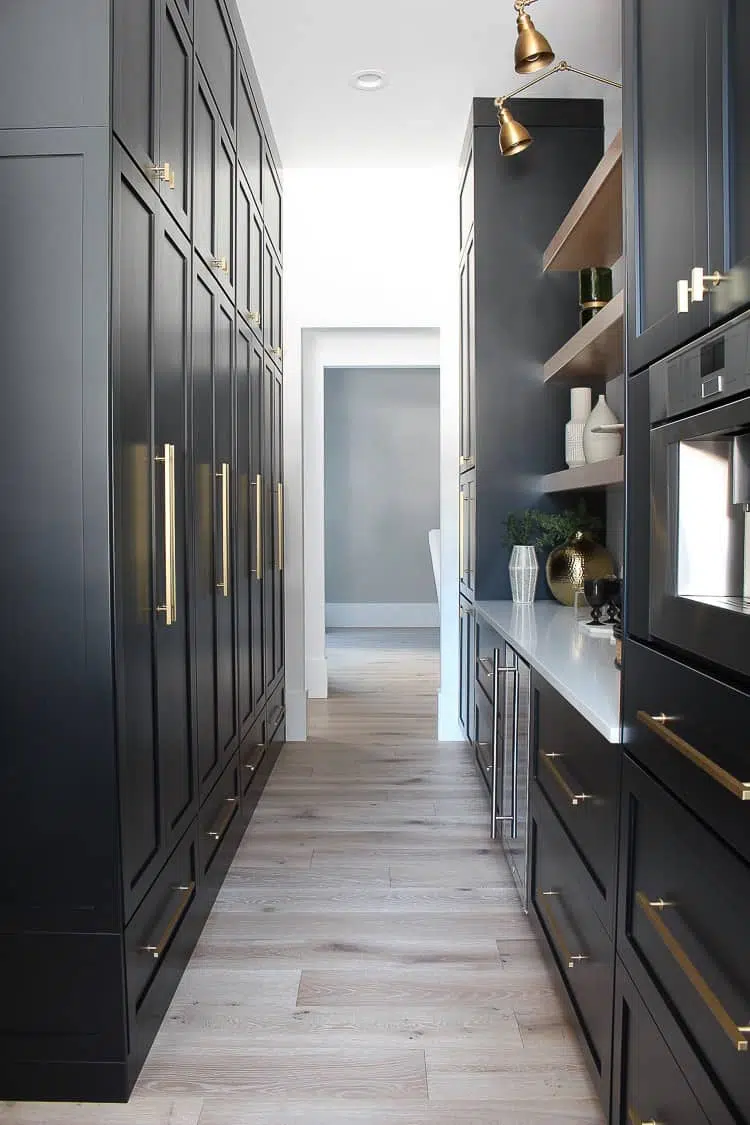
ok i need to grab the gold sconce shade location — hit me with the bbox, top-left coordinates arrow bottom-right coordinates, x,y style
497,106 -> 533,157
515,11 -> 555,74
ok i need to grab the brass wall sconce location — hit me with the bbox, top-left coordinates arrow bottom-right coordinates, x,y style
514,0 -> 554,74
494,61 -> 623,156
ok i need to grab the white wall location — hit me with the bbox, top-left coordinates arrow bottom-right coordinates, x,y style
283,167 -> 461,740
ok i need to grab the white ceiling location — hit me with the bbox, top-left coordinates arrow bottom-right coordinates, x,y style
237,0 -> 622,168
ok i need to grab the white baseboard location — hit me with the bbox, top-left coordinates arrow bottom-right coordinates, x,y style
326,603 -> 440,628
306,655 -> 329,700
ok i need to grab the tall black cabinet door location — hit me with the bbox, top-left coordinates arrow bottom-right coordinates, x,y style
112,149 -> 161,918
707,0 -> 750,325
113,0 -> 159,175
154,213 -> 195,850
214,292 -> 237,761
262,364 -> 284,691
624,0 -> 709,374
194,72 -> 235,299
158,0 -> 192,235
263,241 -> 283,365
237,169 -> 263,335
459,239 -> 475,471
238,67 -> 262,204
195,0 -> 236,139
192,266 -> 220,795
236,322 -> 265,735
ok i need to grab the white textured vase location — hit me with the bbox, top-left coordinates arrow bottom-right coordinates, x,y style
565,387 -> 591,468
509,545 -> 539,604
583,394 -> 622,463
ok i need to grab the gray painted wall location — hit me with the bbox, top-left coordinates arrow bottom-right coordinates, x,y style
324,367 -> 440,608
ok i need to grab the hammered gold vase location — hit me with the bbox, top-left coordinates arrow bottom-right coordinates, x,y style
545,532 -> 616,607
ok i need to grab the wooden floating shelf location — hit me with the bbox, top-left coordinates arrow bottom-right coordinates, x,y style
544,290 -> 624,383
542,456 -> 624,493
543,130 -> 623,273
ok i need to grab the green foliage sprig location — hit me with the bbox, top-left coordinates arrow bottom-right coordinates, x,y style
503,501 -> 603,550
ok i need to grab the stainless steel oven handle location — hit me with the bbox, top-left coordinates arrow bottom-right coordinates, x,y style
491,648 -> 516,840
510,652 -> 520,838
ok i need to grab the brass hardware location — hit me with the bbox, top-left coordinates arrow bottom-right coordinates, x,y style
540,750 -> 592,806
539,890 -> 588,969
211,256 -> 229,274
460,455 -> 471,465
636,891 -> 750,1052
495,61 -> 622,156
207,797 -> 239,842
139,882 -> 195,959
254,473 -> 263,581
273,345 -> 283,360
276,482 -> 284,572
150,161 -> 175,189
637,711 -> 750,801
691,267 -> 730,302
155,443 -> 177,625
514,0 -> 555,74
247,309 -> 261,324
628,1111 -> 663,1125
216,463 -> 230,597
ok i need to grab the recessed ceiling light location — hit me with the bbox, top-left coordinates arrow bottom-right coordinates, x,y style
349,69 -> 387,92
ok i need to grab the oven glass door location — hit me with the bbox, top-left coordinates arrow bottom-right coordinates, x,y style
651,393 -> 750,680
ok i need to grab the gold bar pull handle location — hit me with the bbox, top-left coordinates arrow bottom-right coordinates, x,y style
254,473 -> 263,581
637,711 -> 750,801
628,1111 -> 663,1125
276,482 -> 284,572
139,882 -> 195,959
216,463 -> 230,597
538,890 -> 588,969
636,891 -> 750,1052
155,443 -> 177,625
540,750 -> 592,806
207,797 -> 239,843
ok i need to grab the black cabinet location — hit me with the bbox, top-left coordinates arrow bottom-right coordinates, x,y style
0,0 -> 283,1101
459,472 -> 475,600
194,71 -> 235,297
459,238 -> 475,473
624,0 -> 750,374
458,599 -> 475,742
238,66 -> 262,204
264,150 -> 282,257
113,0 -> 192,235
264,238 -> 283,366
192,264 -> 238,798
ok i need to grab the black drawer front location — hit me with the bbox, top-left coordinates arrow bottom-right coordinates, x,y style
199,754 -> 241,876
475,618 -> 501,705
613,961 -> 711,1125
623,638 -> 750,866
124,822 -> 198,1029
266,681 -> 285,743
619,756 -> 750,1124
534,674 -> 619,930
240,713 -> 266,800
532,784 -> 614,1086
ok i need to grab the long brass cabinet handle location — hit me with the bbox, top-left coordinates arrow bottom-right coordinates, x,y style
276,481 -> 284,572
216,463 -> 230,597
636,891 -> 750,1052
540,751 -> 591,806
207,797 -> 239,842
155,443 -> 177,625
637,711 -> 750,801
139,882 -> 195,959
254,473 -> 263,580
538,890 -> 588,969
628,1111 -> 663,1125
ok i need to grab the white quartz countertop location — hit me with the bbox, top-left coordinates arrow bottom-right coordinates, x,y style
475,601 -> 622,743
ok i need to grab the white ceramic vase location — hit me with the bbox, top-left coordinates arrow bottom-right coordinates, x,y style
583,394 -> 622,463
509,545 -> 539,604
565,387 -> 591,468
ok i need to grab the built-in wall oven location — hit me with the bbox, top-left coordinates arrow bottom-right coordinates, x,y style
475,642 -> 531,909
637,307 -> 750,684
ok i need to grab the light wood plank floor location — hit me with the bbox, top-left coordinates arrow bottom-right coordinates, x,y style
2,629 -> 604,1125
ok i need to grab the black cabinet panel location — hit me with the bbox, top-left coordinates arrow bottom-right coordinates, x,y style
459,238 -> 475,472
194,73 -> 235,298
264,151 -> 282,256
240,714 -> 266,802
618,756 -> 750,1124
159,0 -> 192,233
112,154 -> 160,914
459,599 -> 475,742
215,295 -> 237,760
263,364 -> 284,690
534,674 -> 619,933
238,68 -> 262,203
194,81 -> 215,263
532,784 -> 614,1100
459,472 -> 475,599
195,0 -> 236,136
237,170 -> 263,335
114,0 -> 158,169
612,961 -> 712,1125
263,241 -> 283,364
154,215 -> 195,847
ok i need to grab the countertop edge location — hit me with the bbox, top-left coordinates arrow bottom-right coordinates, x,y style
474,602 -> 622,743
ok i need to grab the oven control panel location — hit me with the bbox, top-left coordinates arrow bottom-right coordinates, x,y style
650,307 -> 750,423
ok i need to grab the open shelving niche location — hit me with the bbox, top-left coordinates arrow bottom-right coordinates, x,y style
541,129 -> 624,495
